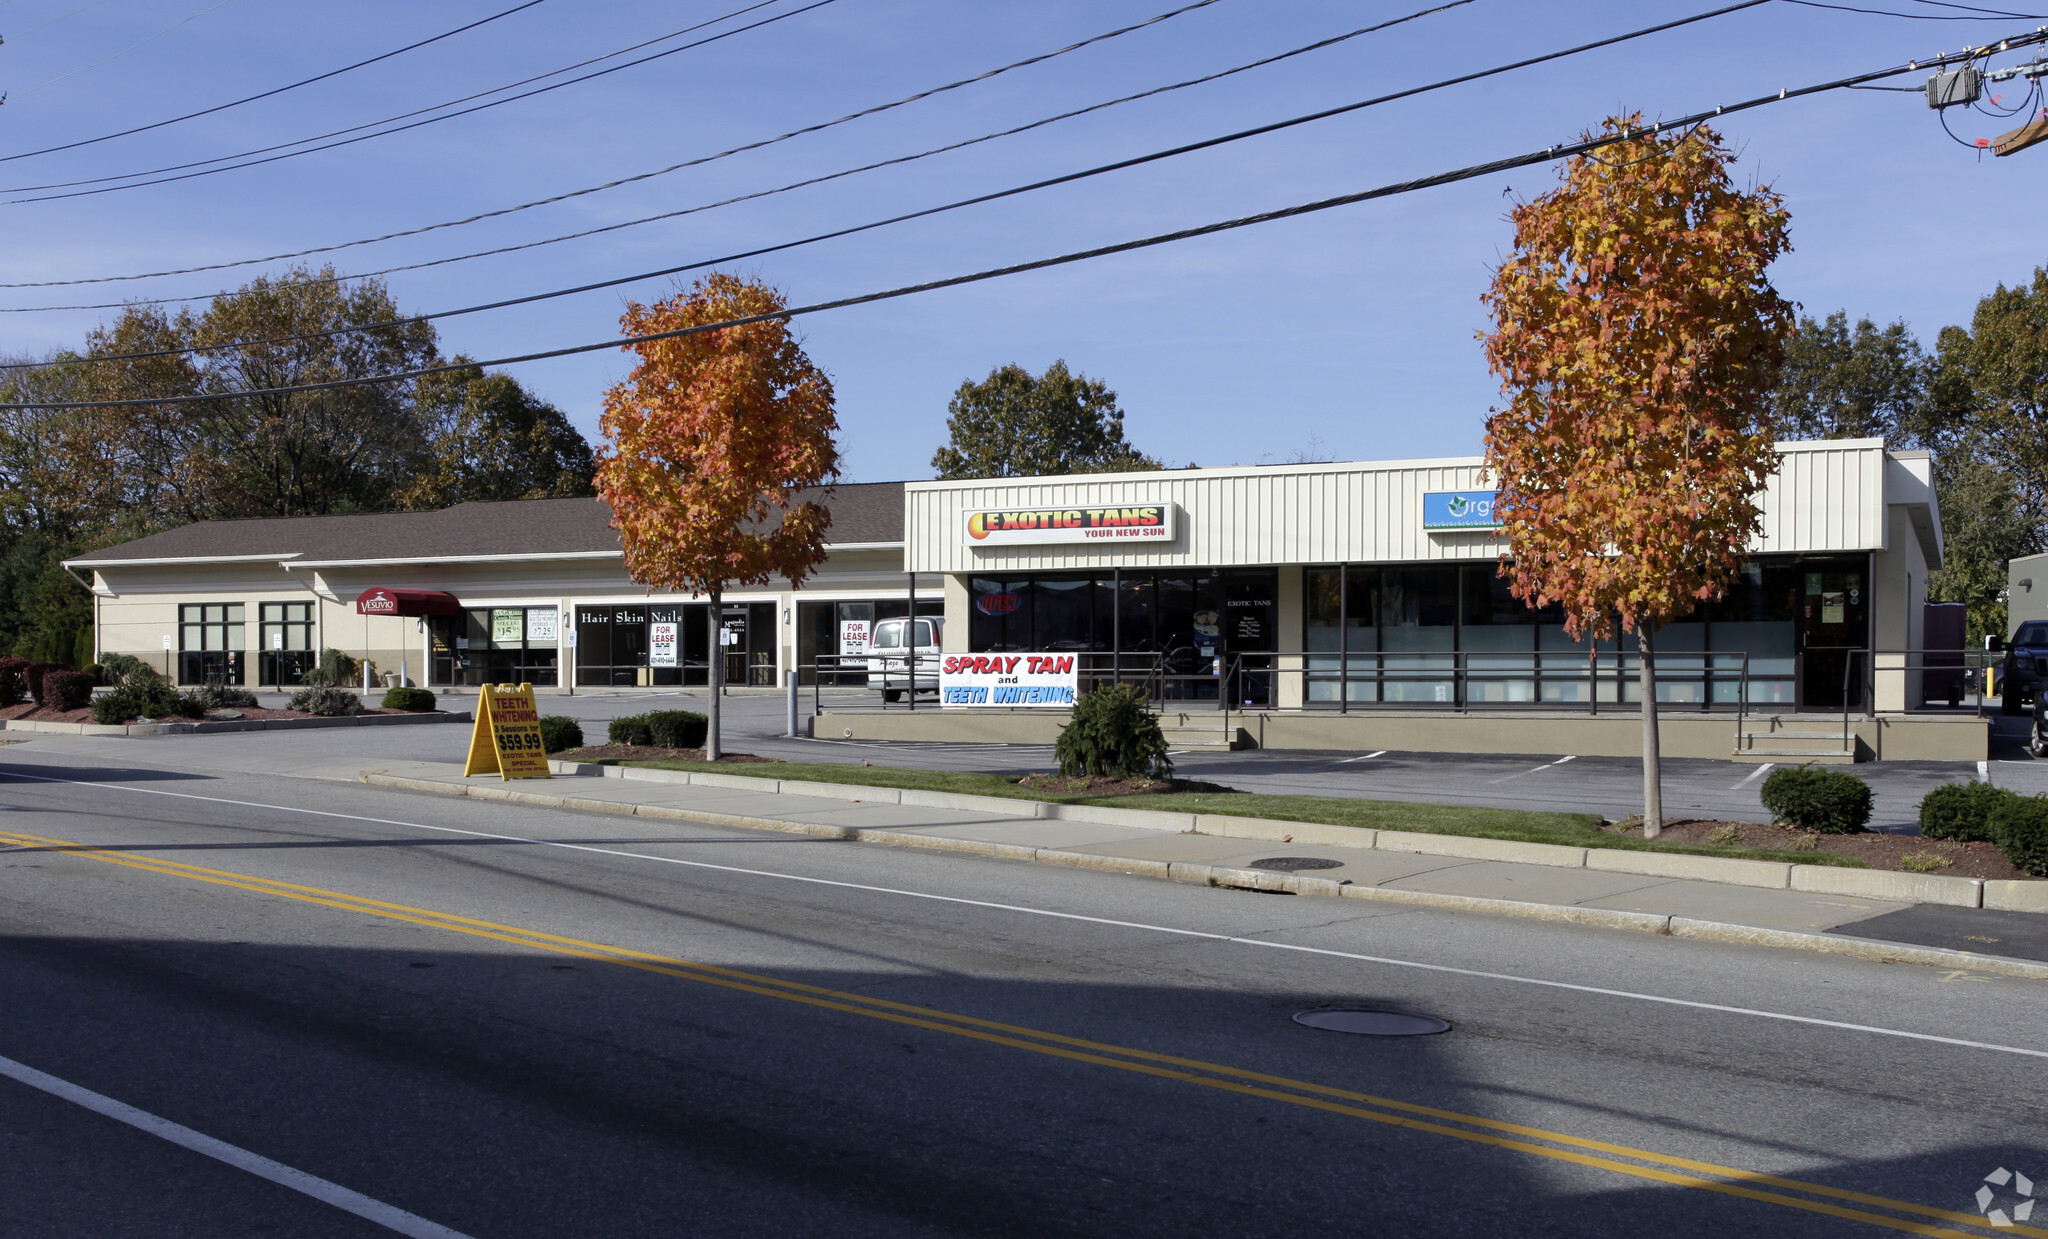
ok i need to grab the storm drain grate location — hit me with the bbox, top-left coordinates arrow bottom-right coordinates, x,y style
1293,1009 -> 1452,1037
1247,857 -> 1344,872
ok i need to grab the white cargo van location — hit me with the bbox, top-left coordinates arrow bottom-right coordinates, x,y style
867,616 -> 942,701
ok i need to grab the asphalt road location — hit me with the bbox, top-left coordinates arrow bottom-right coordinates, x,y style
2,742 -> 2046,1237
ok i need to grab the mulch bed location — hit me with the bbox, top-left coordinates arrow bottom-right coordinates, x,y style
1012,773 -> 1238,797
0,702 -> 408,725
1606,817 -> 2028,880
553,746 -> 770,763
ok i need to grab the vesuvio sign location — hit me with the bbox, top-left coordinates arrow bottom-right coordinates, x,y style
939,653 -> 1077,707
963,504 -> 1176,547
1422,490 -> 1503,531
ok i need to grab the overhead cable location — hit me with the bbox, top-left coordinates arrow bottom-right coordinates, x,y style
0,0 -> 552,161
2,0 -> 1471,314
3,0 -> 1770,365
12,27 -> 2030,410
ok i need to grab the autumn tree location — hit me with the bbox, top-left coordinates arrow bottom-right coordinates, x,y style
1482,117 -> 1792,836
931,360 -> 1160,479
401,362 -> 596,510
595,274 -> 839,760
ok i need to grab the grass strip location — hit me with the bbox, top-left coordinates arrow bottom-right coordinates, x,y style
604,758 -> 1864,868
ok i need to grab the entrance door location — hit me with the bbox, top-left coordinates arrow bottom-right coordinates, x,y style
1220,569 -> 1278,707
1798,562 -> 1869,710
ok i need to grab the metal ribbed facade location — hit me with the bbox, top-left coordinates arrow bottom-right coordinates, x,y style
904,440 -> 1892,574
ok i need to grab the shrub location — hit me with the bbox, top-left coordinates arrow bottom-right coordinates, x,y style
97,652 -> 149,686
1759,764 -> 1873,834
24,661 -> 68,706
1056,683 -> 1173,780
1918,780 -> 2019,843
168,692 -> 209,719
1989,794 -> 2048,877
308,648 -> 359,687
539,715 -> 584,753
380,686 -> 437,712
190,674 -> 259,711
288,685 -> 363,717
0,656 -> 28,707
607,714 -> 653,746
40,670 -> 93,712
646,710 -> 707,748
89,667 -> 183,724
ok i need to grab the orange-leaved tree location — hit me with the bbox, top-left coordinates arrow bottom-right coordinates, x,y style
595,273 -> 839,760
1480,117 -> 1792,837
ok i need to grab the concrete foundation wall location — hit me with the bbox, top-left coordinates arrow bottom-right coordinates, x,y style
812,708 -> 1988,762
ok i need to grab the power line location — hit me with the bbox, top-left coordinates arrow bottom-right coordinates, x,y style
2,0 -> 844,204
1783,0 -> 2047,16
1,0 -> 1228,279
0,0 -> 552,160
1,0 -> 789,192
2,0 -> 1470,314
0,0 -> 1770,366
11,28 -> 2026,411
9,0 -> 237,102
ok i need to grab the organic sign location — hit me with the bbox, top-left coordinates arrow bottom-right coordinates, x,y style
1422,490 -> 1502,530
463,682 -> 550,780
939,653 -> 1077,707
963,504 -> 1176,547
650,621 -> 679,667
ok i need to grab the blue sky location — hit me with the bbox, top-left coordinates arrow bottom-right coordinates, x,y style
3,0 -> 2045,481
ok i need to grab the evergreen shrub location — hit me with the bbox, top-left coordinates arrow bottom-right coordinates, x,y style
288,685 -> 363,717
539,715 -> 584,753
1917,781 -> 2019,843
380,686 -> 437,712
97,653 -> 148,686
646,710 -> 707,748
89,667 -> 183,724
309,648 -> 359,687
1989,795 -> 2048,877
24,661 -> 67,705
192,674 -> 259,711
607,714 -> 653,746
1759,764 -> 1873,834
1055,683 -> 1173,780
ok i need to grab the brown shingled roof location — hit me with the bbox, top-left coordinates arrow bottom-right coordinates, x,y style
71,482 -> 904,565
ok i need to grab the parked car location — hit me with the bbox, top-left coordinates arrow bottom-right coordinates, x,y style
867,616 -> 943,702
2000,620 -> 2048,716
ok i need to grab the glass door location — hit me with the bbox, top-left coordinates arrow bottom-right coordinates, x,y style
1798,560 -> 1869,711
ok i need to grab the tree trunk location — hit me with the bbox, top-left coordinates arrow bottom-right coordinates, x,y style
1639,623 -> 1663,838
706,588 -> 723,762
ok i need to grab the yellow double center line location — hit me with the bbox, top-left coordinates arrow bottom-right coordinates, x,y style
1,826 -> 2030,1239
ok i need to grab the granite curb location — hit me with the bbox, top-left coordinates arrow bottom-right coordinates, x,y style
3,710 -> 473,737
546,760 -> 2042,912
363,769 -> 2048,982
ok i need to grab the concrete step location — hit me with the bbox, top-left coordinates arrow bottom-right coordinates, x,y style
1737,730 -> 1850,741
1161,726 -> 1253,750
1730,748 -> 1856,764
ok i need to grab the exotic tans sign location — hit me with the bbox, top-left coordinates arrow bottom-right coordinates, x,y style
963,504 -> 1176,547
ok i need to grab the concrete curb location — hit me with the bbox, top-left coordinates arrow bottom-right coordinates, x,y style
546,760 -> 2046,912
3,711 -> 471,737
364,771 -> 2048,982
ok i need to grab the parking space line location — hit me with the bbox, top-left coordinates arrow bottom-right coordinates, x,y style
0,1052 -> 472,1238
1486,754 -> 1575,784
1730,763 -> 1773,790
1336,751 -> 1388,763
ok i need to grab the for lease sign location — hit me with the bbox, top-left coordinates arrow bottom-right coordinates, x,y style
940,653 -> 1077,707
963,504 -> 1176,547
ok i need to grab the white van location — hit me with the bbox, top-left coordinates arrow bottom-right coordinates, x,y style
867,616 -> 943,702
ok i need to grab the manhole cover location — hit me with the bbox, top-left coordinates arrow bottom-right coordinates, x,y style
1293,1009 -> 1451,1036
1248,856 -> 1344,872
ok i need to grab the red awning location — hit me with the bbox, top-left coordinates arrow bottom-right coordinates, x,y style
354,588 -> 462,617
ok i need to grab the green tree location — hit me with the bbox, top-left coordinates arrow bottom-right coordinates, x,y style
401,363 -> 596,510
1768,311 -> 1925,442
930,360 -> 1161,479
1927,439 -> 2042,643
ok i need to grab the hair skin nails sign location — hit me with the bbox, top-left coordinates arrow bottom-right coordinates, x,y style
1422,490 -> 1503,531
963,504 -> 1176,547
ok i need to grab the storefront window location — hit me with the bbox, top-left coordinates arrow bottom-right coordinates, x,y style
257,601 -> 314,686
432,606 -> 559,687
178,602 -> 244,685
798,598 -> 940,684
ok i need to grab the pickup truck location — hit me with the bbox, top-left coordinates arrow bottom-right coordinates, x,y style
2002,619 -> 2048,716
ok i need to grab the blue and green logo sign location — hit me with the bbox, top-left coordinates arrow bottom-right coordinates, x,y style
1422,490 -> 1501,530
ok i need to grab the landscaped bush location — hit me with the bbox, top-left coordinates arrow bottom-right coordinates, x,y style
1056,683 -> 1173,780
1760,764 -> 1873,834
24,661 -> 68,706
40,670 -> 93,712
380,686 -> 437,712
308,648 -> 359,687
1989,794 -> 2048,877
646,710 -> 707,748
607,714 -> 654,746
288,685 -> 363,717
190,674 -> 259,711
89,667 -> 183,724
1918,780 -> 2019,842
539,715 -> 584,753
0,656 -> 28,707
97,653 -> 149,686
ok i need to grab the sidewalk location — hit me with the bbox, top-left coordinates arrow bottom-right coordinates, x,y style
350,759 -> 2048,982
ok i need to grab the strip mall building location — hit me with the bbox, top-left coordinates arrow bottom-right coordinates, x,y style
69,437 -> 1982,761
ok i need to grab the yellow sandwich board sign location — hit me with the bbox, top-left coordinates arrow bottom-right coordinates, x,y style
463,682 -> 551,780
